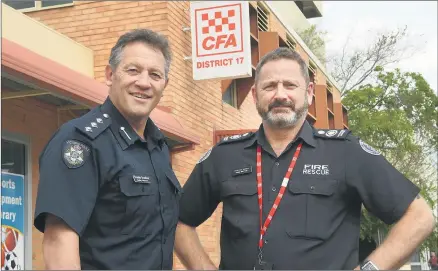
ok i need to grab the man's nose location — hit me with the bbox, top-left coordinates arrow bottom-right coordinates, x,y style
273,83 -> 288,99
135,73 -> 152,89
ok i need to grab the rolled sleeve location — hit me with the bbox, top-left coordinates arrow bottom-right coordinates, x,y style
34,127 -> 99,236
345,137 -> 420,225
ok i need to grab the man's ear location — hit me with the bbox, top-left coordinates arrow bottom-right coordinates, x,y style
164,78 -> 169,89
307,82 -> 314,106
105,65 -> 114,87
251,84 -> 257,104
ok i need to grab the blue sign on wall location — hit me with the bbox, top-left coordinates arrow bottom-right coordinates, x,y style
1,172 -> 25,270
1,172 -> 24,233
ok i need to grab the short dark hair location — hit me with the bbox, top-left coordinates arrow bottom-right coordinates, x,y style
254,47 -> 310,86
109,29 -> 172,79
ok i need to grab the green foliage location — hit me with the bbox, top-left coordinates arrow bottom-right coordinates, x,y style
343,67 -> 438,259
297,24 -> 327,64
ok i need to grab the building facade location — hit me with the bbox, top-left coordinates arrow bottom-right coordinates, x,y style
1,1 -> 348,269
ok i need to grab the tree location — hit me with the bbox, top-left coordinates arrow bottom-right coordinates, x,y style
299,21 -> 437,260
331,26 -> 417,95
343,67 -> 438,260
298,24 -> 418,96
297,24 -> 327,65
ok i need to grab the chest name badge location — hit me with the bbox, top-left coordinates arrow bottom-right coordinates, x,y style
232,166 -> 252,176
132,175 -> 151,184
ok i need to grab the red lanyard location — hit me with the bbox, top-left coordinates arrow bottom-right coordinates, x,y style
256,142 -> 303,250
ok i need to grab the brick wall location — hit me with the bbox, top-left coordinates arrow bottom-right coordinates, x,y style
165,2 -> 262,268
24,1 -> 263,269
20,0 -> 346,269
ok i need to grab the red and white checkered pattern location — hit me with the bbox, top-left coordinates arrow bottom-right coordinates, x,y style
194,3 -> 244,58
200,8 -> 237,35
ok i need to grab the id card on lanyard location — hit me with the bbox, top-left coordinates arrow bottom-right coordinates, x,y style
254,142 -> 303,270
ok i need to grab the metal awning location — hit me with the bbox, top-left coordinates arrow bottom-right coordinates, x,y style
1,38 -> 200,150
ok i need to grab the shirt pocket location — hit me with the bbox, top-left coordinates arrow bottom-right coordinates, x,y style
221,177 -> 258,239
118,173 -> 159,236
287,179 -> 339,240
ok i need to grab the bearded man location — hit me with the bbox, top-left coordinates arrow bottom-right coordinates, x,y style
173,48 -> 435,270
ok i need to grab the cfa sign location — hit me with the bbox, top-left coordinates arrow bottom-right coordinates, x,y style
190,1 -> 252,81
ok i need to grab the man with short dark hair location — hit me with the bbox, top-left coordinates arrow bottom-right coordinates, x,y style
174,47 -> 436,270
34,29 -> 182,270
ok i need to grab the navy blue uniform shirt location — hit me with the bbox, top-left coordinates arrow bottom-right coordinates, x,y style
179,120 -> 420,270
34,97 -> 182,270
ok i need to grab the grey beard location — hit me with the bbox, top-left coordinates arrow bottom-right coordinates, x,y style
256,100 -> 308,129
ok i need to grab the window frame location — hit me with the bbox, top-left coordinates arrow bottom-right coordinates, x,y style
222,80 -> 238,108
286,34 -> 297,51
5,0 -> 74,12
257,2 -> 269,32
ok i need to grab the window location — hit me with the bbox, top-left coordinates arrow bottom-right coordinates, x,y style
223,80 -> 238,108
3,0 -> 73,11
257,3 -> 269,32
286,34 -> 297,51
1,139 -> 26,175
326,81 -> 333,93
3,0 -> 35,10
308,60 -> 317,83
326,81 -> 334,127
41,0 -> 73,8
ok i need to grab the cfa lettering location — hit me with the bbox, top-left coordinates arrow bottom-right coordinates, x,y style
197,58 -> 233,69
303,164 -> 329,175
202,34 -> 237,50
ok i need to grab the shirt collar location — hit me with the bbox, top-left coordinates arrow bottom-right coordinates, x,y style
100,97 -> 164,150
244,120 -> 317,149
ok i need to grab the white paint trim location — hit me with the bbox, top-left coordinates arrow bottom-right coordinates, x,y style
2,131 -> 33,270
263,1 -> 343,92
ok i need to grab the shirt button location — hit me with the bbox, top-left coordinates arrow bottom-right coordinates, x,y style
310,186 -> 315,190
264,240 -> 268,244
275,162 -> 279,166
272,187 -> 276,192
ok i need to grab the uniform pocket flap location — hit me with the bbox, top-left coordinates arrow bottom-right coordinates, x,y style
221,179 -> 257,197
288,179 -> 338,196
119,175 -> 157,196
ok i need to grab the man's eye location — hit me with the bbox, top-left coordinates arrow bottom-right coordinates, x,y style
126,68 -> 138,74
263,84 -> 275,91
284,83 -> 297,89
151,73 -> 162,79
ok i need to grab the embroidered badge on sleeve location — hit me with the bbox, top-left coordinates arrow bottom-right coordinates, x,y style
359,140 -> 381,156
197,147 -> 212,164
62,140 -> 91,168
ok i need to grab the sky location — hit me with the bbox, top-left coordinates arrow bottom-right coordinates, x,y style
309,1 -> 438,92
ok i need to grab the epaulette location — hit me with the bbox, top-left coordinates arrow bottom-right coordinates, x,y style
313,129 -> 350,139
74,110 -> 112,140
217,132 -> 255,145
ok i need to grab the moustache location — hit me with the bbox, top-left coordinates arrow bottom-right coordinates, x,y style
268,100 -> 295,111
